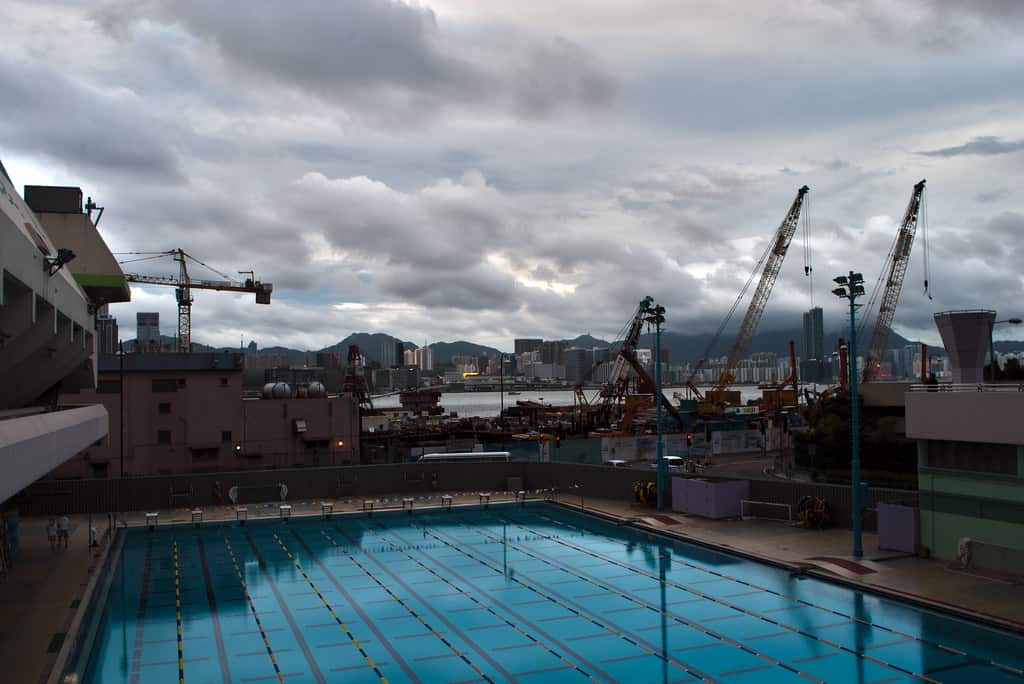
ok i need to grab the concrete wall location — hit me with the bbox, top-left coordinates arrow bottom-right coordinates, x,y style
906,391 -> 1024,445
0,171 -> 98,408
0,405 -> 108,503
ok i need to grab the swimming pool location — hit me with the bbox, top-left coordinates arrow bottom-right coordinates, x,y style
81,503 -> 1023,683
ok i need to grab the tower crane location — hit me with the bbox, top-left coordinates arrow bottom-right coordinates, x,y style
688,186 -> 809,407
120,248 -> 272,353
860,180 -> 927,383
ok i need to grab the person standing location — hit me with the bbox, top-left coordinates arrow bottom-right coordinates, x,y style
47,518 -> 57,552
58,514 -> 70,549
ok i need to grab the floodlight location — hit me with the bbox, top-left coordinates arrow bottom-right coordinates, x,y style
832,287 -> 847,298
1009,318 -> 1023,325
833,276 -> 848,285
853,285 -> 866,295
850,272 -> 864,284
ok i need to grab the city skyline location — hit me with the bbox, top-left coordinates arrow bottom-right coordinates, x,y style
2,2 -> 1023,350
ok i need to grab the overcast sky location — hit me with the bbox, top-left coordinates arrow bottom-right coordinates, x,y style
3,1 -> 1023,351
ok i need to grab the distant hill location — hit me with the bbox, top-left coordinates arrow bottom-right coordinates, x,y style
318,332 -> 411,366
428,340 -> 502,365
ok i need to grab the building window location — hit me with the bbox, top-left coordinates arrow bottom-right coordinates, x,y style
158,402 -> 171,415
157,430 -> 171,444
220,377 -> 229,387
221,430 -> 232,442
97,379 -> 120,394
925,440 -> 1018,476
91,463 -> 109,478
152,379 -> 178,393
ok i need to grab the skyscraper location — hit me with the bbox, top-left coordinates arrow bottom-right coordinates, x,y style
96,306 -> 118,355
802,307 -> 824,382
136,312 -> 159,352
393,341 -> 404,369
514,338 -> 542,355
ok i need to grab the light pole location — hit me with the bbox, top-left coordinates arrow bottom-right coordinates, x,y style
643,302 -> 667,511
832,271 -> 865,557
989,317 -> 1022,382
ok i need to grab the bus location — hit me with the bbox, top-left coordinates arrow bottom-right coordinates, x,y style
417,451 -> 511,463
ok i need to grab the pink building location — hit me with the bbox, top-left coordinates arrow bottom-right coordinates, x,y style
55,352 -> 360,479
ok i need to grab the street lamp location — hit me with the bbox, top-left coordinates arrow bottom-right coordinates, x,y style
989,317 -> 1023,383
642,301 -> 668,511
833,271 -> 866,557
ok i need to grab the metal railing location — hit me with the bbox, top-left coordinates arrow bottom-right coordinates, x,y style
908,383 -> 1024,393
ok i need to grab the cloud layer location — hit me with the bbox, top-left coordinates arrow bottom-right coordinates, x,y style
2,0 -> 1022,352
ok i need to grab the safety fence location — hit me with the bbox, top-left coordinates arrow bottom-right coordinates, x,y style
9,462 -> 917,532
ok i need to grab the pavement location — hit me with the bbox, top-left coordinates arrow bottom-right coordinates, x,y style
2,492 -> 1020,684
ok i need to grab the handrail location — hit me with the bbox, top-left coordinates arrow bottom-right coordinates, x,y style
908,383 -> 1024,393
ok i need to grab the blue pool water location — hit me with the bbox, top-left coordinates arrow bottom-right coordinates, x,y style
84,503 -> 1024,683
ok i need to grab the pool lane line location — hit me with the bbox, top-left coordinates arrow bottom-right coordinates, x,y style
196,535 -> 232,684
492,514 -> 943,684
268,531 -> 400,684
129,537 -> 155,684
344,522 -> 602,684
409,518 -> 719,684
528,511 -> 1016,681
317,526 -> 506,683
173,539 -> 186,684
243,531 -> 328,684
375,519 -> 655,683
462,516 -> 837,684
222,536 -> 286,684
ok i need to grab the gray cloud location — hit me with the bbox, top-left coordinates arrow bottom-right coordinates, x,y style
105,0 -> 616,123
921,136 -> 1024,158
1,0 -> 1022,351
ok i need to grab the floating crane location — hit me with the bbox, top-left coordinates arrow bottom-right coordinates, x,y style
860,180 -> 927,383
120,248 -> 272,353
599,297 -> 682,426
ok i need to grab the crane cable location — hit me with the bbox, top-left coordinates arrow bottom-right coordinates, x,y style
922,187 -> 932,300
802,194 -> 813,307
688,234 -> 774,383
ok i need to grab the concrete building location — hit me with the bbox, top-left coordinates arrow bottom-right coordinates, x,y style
905,310 -> 1024,573
0,171 -> 129,503
541,340 -> 567,365
136,312 -> 160,353
55,352 -> 360,478
96,306 -> 118,355
413,346 -> 433,371
564,347 -> 591,383
802,306 -> 824,382
393,341 -> 405,368
934,310 -> 994,384
514,338 -> 542,355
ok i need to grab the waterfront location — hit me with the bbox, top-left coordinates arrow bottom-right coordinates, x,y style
373,385 -> 770,417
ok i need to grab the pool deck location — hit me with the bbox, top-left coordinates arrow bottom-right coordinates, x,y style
2,493 -> 1022,683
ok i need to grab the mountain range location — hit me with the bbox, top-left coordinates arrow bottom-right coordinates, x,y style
124,326 -> 1006,367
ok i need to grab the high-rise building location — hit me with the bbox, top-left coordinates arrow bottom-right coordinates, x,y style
414,346 -> 433,371
393,341 -> 405,368
136,312 -> 160,353
96,306 -> 118,355
802,306 -> 825,382
563,347 -> 591,383
514,338 -> 543,355
541,340 -> 567,365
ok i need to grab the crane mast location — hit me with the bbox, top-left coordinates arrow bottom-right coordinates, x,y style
862,179 -> 926,383
713,185 -> 809,393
